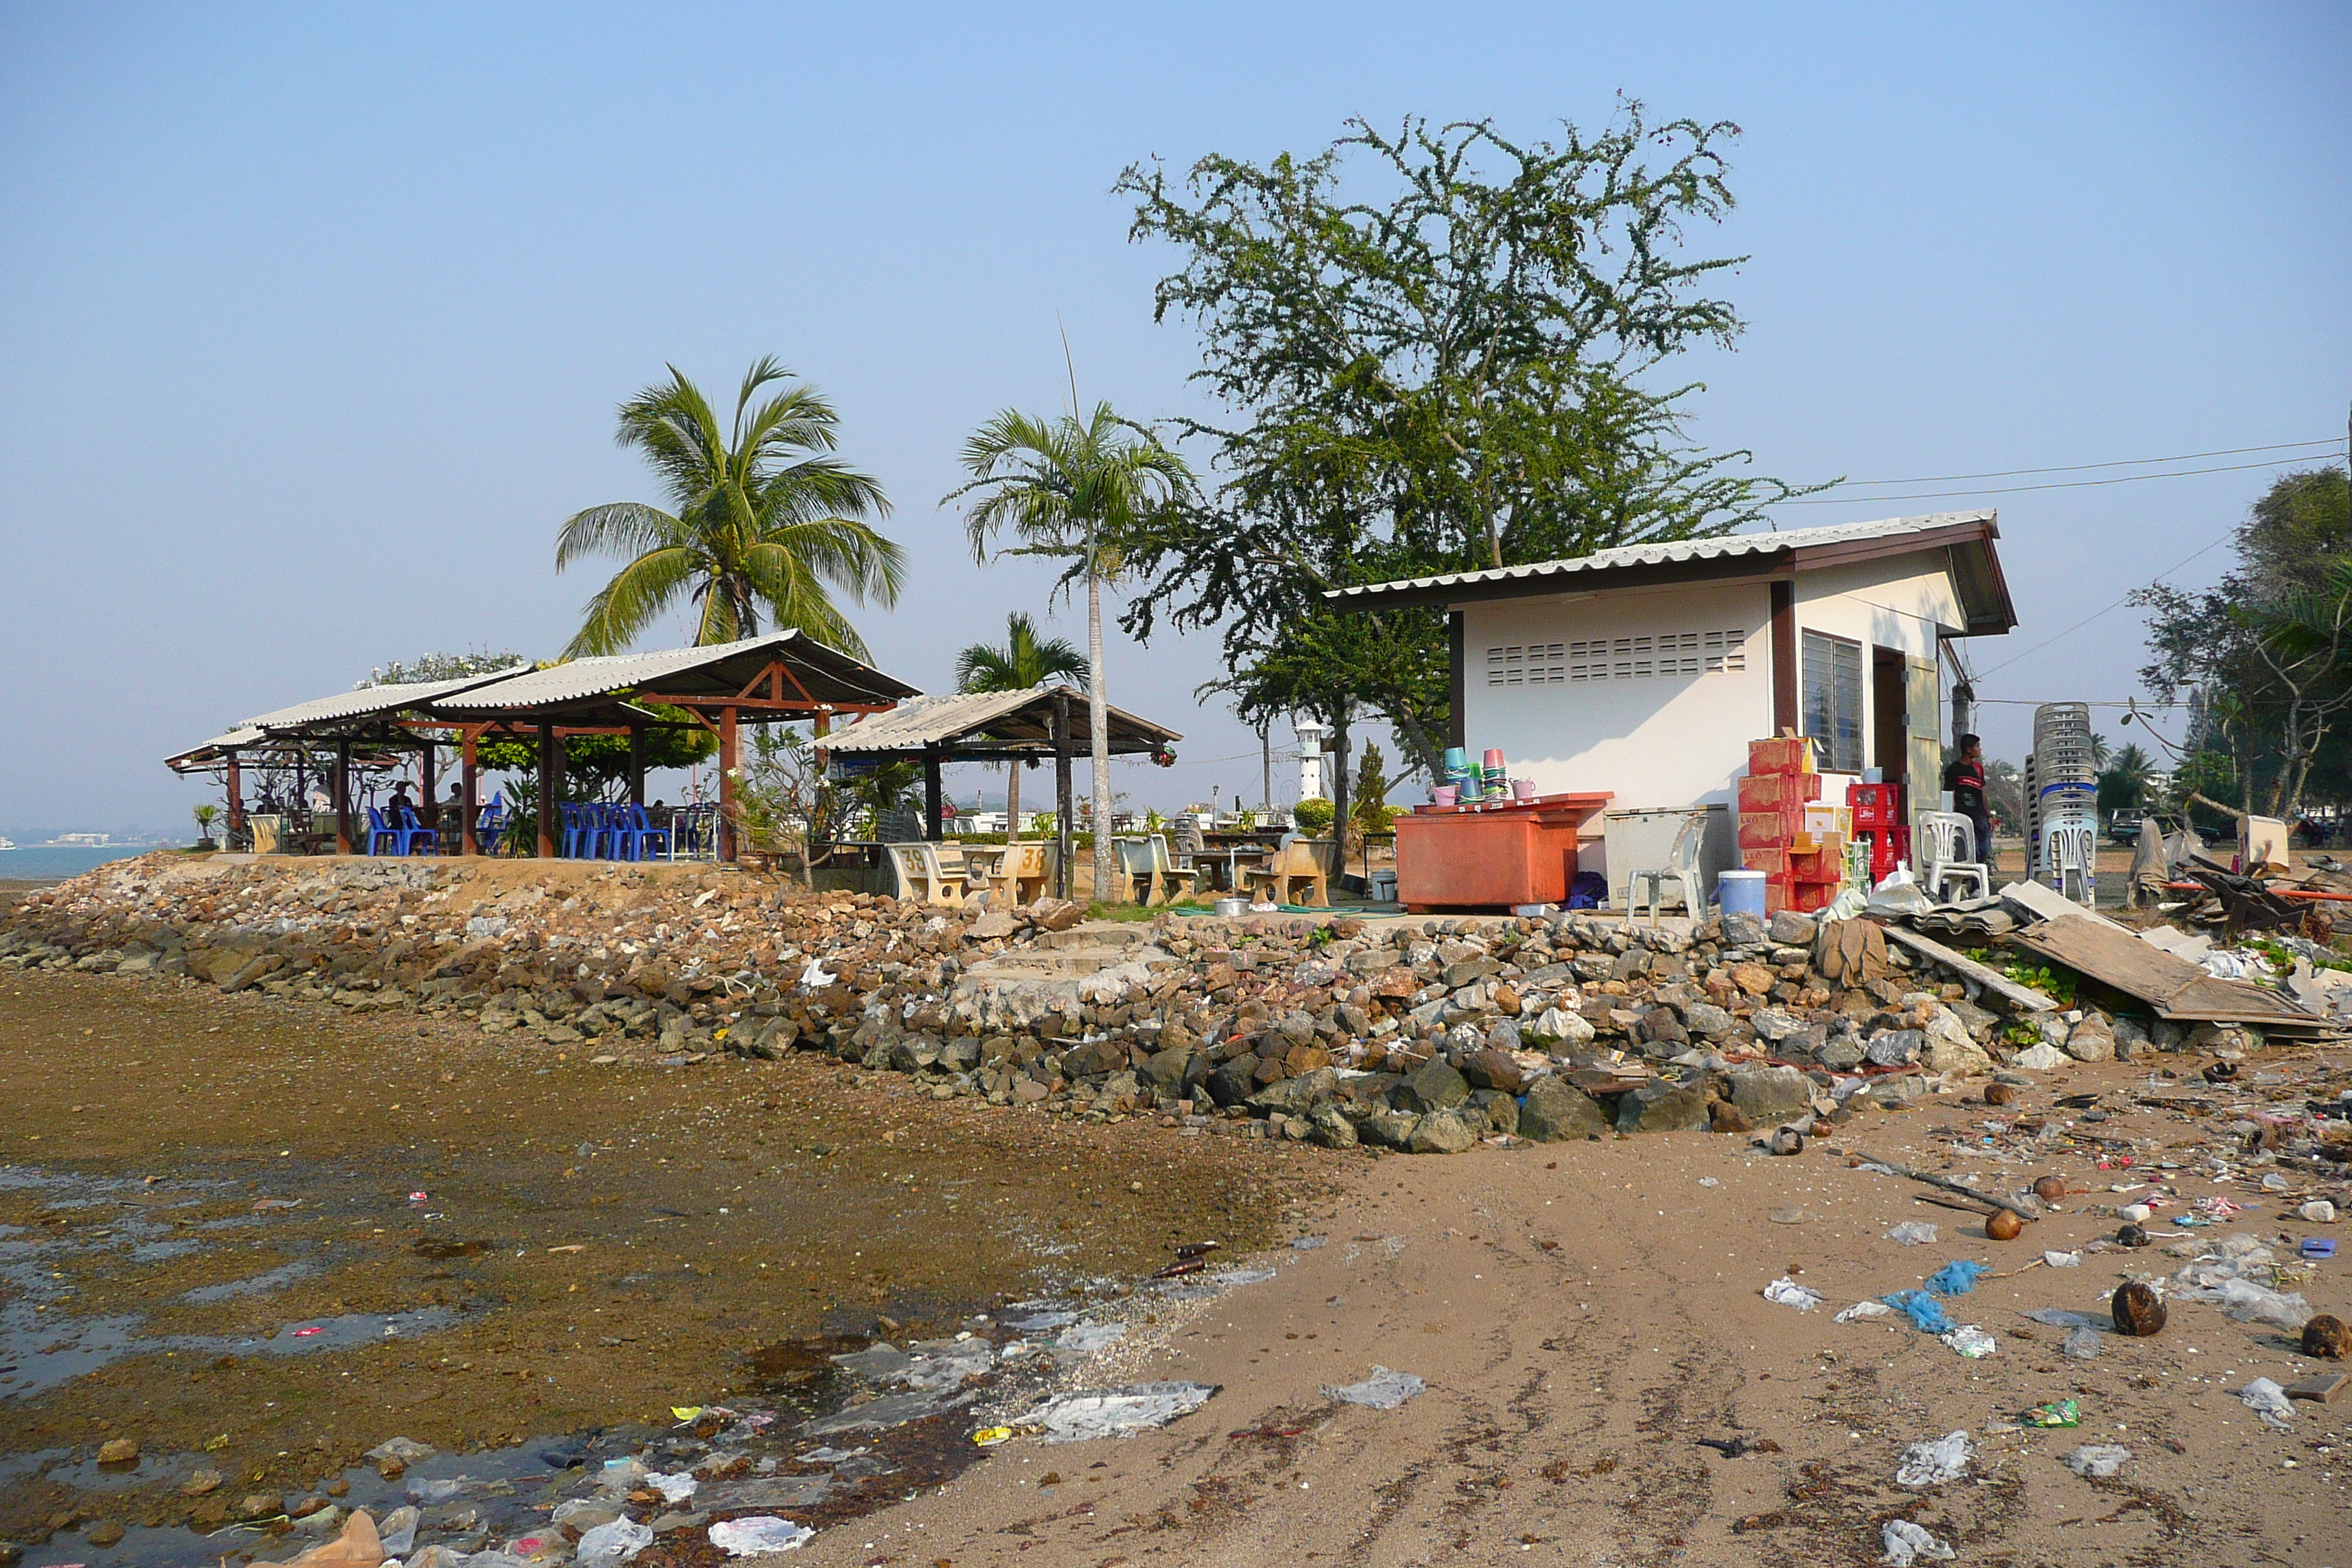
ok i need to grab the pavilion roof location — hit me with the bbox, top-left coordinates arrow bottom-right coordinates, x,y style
822,684 -> 1180,761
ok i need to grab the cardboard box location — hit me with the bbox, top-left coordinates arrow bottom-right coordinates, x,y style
1747,736 -> 1815,777
1803,802 -> 1852,839
1737,772 -> 1823,812
1789,881 -> 1838,913
1741,845 -> 1789,878
1739,808 -> 1803,848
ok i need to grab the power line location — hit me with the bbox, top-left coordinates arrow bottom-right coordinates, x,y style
1970,527 -> 2236,679
1776,452 -> 2342,505
1825,437 -> 2342,488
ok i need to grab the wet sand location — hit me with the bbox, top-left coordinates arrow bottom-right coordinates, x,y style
0,966 -> 1332,1548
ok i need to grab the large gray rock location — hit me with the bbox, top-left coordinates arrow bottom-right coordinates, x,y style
1140,1045 -> 1192,1094
1395,1058 -> 1470,1114
1205,1056 -> 1260,1107
1726,1065 -> 1813,1123
1362,1109 -> 1422,1149
1460,1049 -> 1525,1093
1922,1009 -> 1994,1075
1683,1003 -> 1736,1039
1721,911 -> 1767,949
1248,1066 -> 1338,1117
1749,1007 -> 1809,1043
2062,1013 -> 2116,1063
1815,1034 -> 1867,1071
1865,1029 -> 1923,1067
1308,1102 -> 1359,1149
1408,1109 -> 1479,1154
1526,1006 -> 1595,1049
1465,1088 -> 1519,1137
1768,909 -> 1818,946
1518,1079 -> 1611,1142
1615,1079 -> 1710,1134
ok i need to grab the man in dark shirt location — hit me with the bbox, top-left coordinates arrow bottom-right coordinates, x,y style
1942,734 -> 1991,869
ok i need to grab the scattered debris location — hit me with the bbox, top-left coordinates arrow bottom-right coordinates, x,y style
1323,1367 -> 1427,1409
1895,1431 -> 1973,1488
1015,1381 -> 1221,1441
2063,1444 -> 2133,1477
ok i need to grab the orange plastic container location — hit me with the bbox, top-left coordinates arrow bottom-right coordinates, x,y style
1393,795 -> 1612,911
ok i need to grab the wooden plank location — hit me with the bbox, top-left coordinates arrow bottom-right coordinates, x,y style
2008,912 -> 2324,1028
1880,922 -> 2057,1011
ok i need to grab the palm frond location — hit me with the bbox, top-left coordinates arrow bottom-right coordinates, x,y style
565,546 -> 701,657
555,502 -> 683,572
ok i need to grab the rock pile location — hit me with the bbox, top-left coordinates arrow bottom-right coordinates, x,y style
1,855 -> 2205,1156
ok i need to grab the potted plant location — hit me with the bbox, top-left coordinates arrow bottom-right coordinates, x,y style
192,803 -> 221,851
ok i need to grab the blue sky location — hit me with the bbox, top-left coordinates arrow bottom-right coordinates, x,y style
1,1 -> 2345,836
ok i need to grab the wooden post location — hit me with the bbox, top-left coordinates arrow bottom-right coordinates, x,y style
419,740 -> 437,832
225,750 -> 245,846
923,745 -> 943,842
461,731 -> 480,856
717,705 -> 739,862
628,723 -> 646,807
537,722 -> 558,859
333,740 -> 352,855
1053,690 -> 1074,900
1771,578 -> 1798,736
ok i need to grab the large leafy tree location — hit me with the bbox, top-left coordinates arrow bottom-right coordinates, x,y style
954,611 -> 1088,836
2132,466 -> 2352,817
1114,107 -> 1814,779
947,404 -> 1193,900
557,357 -> 905,657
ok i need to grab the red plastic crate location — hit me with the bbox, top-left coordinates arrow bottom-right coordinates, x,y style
1847,782 -> 1902,829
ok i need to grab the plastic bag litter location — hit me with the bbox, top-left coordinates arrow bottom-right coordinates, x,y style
1882,1291 -> 1957,1333
2021,1308 -> 2095,1328
1056,1320 -> 1128,1354
709,1516 -> 815,1556
2021,1398 -> 2080,1428
2210,1277 -> 2310,1331
366,1436 -> 437,1463
1941,1325 -> 1997,1358
2043,1250 -> 2082,1268
797,959 -> 836,990
1835,1300 -> 1895,1323
2062,1326 -> 2102,1359
1924,1259 -> 1989,1295
1763,1277 -> 1824,1311
1882,1518 -> 1957,1564
1017,1380 -> 1220,1442
377,1506 -> 421,1557
1323,1367 -> 1425,1409
1886,1222 -> 1940,1246
2237,1376 -> 2297,1429
1896,1431 -> 1974,1488
646,1469 -> 698,1504
2063,1444 -> 2132,1477
274,1509 -> 383,1568
576,1517 -> 655,1568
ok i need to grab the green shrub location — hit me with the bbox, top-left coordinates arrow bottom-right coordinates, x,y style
1292,797 -> 1336,834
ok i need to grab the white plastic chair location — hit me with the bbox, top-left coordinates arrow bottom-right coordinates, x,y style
1919,810 -> 1991,903
1627,808 -> 1708,926
2046,820 -> 2097,905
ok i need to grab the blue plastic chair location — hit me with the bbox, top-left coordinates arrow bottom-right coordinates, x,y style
624,803 -> 670,861
558,802 -> 584,859
598,802 -> 625,860
475,794 -> 508,856
399,806 -> 440,856
366,806 -> 404,856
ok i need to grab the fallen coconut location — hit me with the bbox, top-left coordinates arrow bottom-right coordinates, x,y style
1986,1208 -> 2024,1242
2111,1281 -> 2167,1337
1985,1082 -> 2015,1107
2304,1313 -> 2351,1361
2032,1175 -> 2067,1203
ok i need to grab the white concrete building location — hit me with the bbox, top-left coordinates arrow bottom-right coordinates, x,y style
1294,717 -> 1332,802
1327,513 -> 2017,843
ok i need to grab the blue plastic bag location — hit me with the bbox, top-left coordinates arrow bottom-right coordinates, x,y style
1882,1290 -> 1957,1333
1925,1260 -> 1990,1296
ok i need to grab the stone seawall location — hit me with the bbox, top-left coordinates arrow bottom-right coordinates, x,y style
1,853 -> 2155,1155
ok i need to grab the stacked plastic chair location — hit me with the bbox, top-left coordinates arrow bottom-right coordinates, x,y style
2027,703 -> 2100,903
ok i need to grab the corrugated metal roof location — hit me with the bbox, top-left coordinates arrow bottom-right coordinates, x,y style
825,684 -> 1181,756
163,726 -> 269,772
1325,512 -> 1998,602
241,674 -> 519,731
431,632 -> 917,713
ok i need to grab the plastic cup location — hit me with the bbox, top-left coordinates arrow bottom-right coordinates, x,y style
1433,785 -> 1458,807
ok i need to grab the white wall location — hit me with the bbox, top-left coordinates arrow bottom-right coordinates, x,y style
1461,581 -> 1774,812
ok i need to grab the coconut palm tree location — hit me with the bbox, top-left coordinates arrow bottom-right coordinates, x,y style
557,358 -> 905,657
954,611 -> 1088,837
947,403 -> 1192,900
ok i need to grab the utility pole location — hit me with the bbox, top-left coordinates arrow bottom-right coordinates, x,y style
1259,723 -> 1272,818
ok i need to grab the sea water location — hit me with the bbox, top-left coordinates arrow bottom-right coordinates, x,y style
0,845 -> 151,883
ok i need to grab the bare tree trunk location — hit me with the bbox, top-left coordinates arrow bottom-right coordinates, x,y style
1088,564 -> 1115,902
1006,762 -> 1022,840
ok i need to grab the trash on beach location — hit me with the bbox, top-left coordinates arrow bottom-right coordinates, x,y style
1017,1380 -> 1221,1442
576,1516 -> 655,1568
709,1515 -> 815,1555
1835,1300 -> 1894,1323
366,1436 -> 436,1464
1886,1222 -> 1940,1246
2302,1238 -> 2337,1260
1056,1320 -> 1128,1354
2238,1376 -> 2298,1429
1763,1276 -> 1824,1311
1881,1518 -> 1957,1564
377,1506 -> 420,1556
970,1426 -> 1014,1447
2021,1398 -> 2081,1428
1941,1325 -> 1997,1358
2043,1250 -> 2082,1268
1324,1367 -> 1426,1409
1882,1291 -> 1956,1334
1292,1235 -> 1326,1250
646,1470 -> 698,1504
1924,1260 -> 1989,1295
670,1406 -> 704,1422
1896,1431 -> 1973,1488
797,959 -> 835,990
274,1509 -> 383,1568
2062,1326 -> 2102,1358
2063,1444 -> 2132,1477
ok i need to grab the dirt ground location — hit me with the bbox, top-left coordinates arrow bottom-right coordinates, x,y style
0,962 -> 1328,1545
785,1060 -> 2352,1568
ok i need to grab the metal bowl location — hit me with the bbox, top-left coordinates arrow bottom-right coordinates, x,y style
1211,897 -> 1251,919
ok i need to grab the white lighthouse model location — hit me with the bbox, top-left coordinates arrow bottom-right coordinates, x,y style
1294,717 -> 1331,803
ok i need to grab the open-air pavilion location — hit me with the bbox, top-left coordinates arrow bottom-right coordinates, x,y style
166,633 -> 919,862
821,683 -> 1181,894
